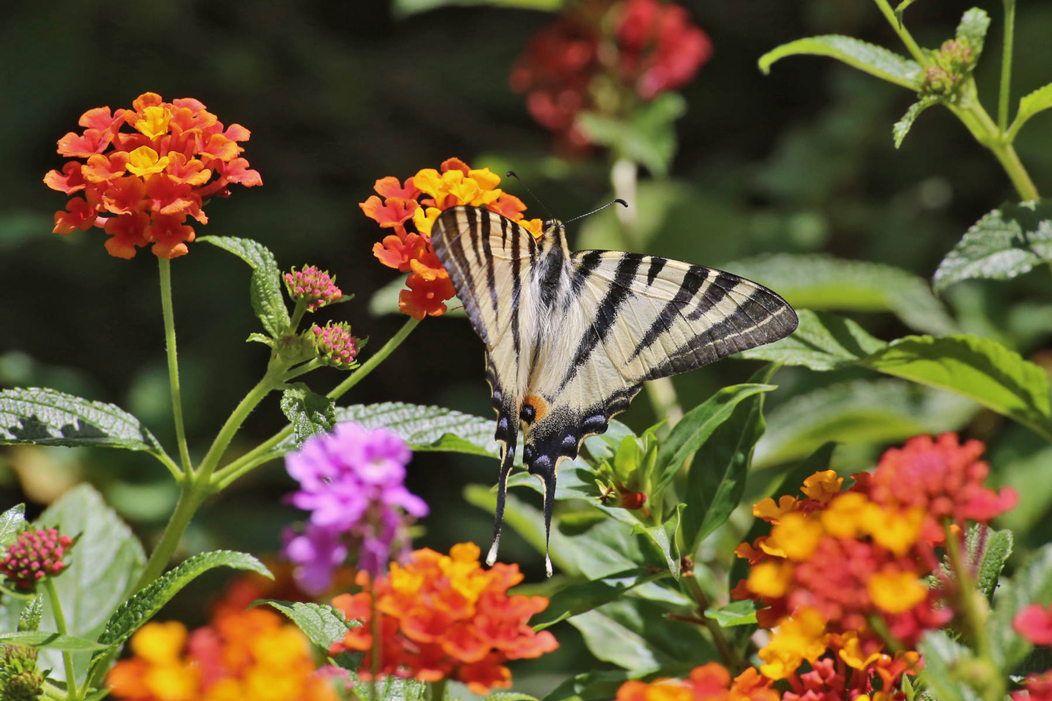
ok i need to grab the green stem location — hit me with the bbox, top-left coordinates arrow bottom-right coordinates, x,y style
872,0 -> 929,64
196,371 -> 280,483
45,578 -> 78,701
682,575 -> 743,673
159,258 -> 193,475
212,315 -> 422,488
998,0 -> 1017,133
430,678 -> 447,701
369,584 -> 380,701
132,483 -> 208,591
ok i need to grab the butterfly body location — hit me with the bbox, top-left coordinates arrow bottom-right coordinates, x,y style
431,205 -> 798,575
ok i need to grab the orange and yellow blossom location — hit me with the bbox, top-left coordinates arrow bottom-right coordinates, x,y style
329,542 -> 558,694
44,92 -> 261,259
614,663 -> 778,701
361,157 -> 542,319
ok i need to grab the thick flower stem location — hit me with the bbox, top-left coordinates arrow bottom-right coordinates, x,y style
681,574 -> 744,673
45,577 -> 79,701
196,371 -> 280,484
212,315 -> 421,489
998,0 -> 1017,133
430,678 -> 447,701
159,258 -> 193,475
133,483 -> 208,591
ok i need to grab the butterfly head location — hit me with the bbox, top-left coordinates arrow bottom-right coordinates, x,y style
541,219 -> 566,248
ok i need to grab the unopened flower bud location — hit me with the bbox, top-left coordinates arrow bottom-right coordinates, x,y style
285,266 -> 343,312
0,528 -> 74,590
311,322 -> 360,369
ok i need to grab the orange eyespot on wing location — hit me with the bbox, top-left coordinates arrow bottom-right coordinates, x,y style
520,393 -> 549,425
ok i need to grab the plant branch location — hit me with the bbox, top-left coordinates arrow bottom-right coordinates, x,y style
45,578 -> 78,701
871,0 -> 929,65
681,574 -> 743,673
998,0 -> 1017,133
158,258 -> 192,475
132,483 -> 208,591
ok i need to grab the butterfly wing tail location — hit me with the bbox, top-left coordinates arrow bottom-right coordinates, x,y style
487,423 -> 517,567
525,449 -> 559,578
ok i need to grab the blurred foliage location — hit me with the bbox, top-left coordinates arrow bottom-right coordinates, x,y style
3,0 -> 1052,695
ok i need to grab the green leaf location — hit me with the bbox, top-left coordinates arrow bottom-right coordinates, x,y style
1007,83 -> 1052,142
680,365 -> 776,556
0,631 -> 107,651
862,334 -> 1052,441
0,387 -> 163,453
652,383 -> 777,497
533,568 -> 667,630
266,402 -> 499,464
260,600 -> 354,649
37,484 -> 146,683
17,595 -> 43,632
755,379 -> 974,467
392,0 -> 561,19
576,94 -> 686,176
933,201 -> 1052,292
919,631 -> 977,701
0,504 -> 25,547
199,236 -> 290,337
704,599 -> 758,627
955,8 -> 990,56
759,36 -> 923,90
727,254 -> 956,335
93,551 -> 269,657
893,97 -> 939,149
280,384 -> 336,446
569,598 -> 715,669
737,310 -> 886,371
543,670 -> 639,701
969,526 -> 1012,598
485,694 -> 540,701
988,544 -> 1052,669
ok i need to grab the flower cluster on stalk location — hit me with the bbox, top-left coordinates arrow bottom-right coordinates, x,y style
329,542 -> 559,694
44,92 -> 260,259
107,577 -> 336,701
0,644 -> 45,701
728,433 -> 1016,698
509,0 -> 711,151
0,527 -> 74,590
361,157 -> 541,319
282,422 -> 428,594
616,663 -> 777,701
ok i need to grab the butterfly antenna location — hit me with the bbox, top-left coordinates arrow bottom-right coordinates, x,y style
565,198 -> 628,225
506,170 -> 555,221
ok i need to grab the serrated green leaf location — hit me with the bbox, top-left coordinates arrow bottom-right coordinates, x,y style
738,310 -> 886,371
955,7 -> 990,56
0,631 -> 107,651
199,236 -> 291,337
727,254 -> 956,335
36,484 -> 146,684
652,383 -> 777,497
1007,83 -> 1052,142
680,365 -> 776,556
970,526 -> 1012,598
919,631 -> 978,701
988,544 -> 1052,669
17,595 -> 42,632
93,551 -> 269,658
0,387 -> 163,453
392,0 -> 561,20
485,694 -> 540,701
266,402 -> 498,465
569,598 -> 715,669
759,35 -> 923,90
533,568 -> 667,630
862,334 -> 1052,441
280,384 -> 336,446
704,600 -> 758,627
576,94 -> 686,176
0,504 -> 25,547
933,201 -> 1052,292
260,600 -> 354,649
755,380 -> 975,467
893,97 -> 939,149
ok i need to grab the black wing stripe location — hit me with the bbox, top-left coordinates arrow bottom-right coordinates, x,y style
628,264 -> 709,362
479,208 -> 500,320
510,219 -> 523,360
645,257 -> 666,286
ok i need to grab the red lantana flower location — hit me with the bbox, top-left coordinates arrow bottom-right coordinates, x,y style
45,92 -> 261,260
361,158 -> 541,320
329,542 -> 558,694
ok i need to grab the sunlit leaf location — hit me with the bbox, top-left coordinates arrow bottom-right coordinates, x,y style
759,36 -> 923,90
1007,83 -> 1052,142
737,310 -> 886,371
893,97 -> 939,149
199,236 -> 290,337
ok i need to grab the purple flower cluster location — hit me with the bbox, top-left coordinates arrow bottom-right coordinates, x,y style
281,422 -> 428,594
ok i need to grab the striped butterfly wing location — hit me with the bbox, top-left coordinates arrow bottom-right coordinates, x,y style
519,251 -> 798,572
430,206 -> 539,566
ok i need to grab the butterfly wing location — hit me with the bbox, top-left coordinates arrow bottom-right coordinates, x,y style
429,206 -> 540,565
518,251 -> 798,572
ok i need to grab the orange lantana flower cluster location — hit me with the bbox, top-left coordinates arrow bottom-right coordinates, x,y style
360,157 -> 542,320
107,610 -> 336,701
45,92 -> 261,259
616,664 -> 778,701
330,542 -> 558,693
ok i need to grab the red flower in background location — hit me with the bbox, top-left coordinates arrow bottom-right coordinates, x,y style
45,92 -> 261,259
510,0 -> 711,150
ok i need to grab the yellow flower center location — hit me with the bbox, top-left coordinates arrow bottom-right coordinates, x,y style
127,146 -> 171,176
135,105 -> 172,139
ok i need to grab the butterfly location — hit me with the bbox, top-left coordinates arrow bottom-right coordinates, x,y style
430,205 -> 798,576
